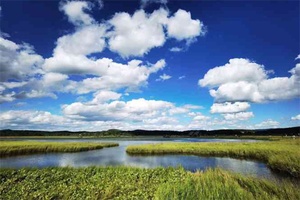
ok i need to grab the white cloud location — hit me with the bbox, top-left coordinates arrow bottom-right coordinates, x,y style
42,72 -> 68,86
63,59 -> 166,94
142,116 -> 178,125
210,102 -> 250,114
108,8 -> 168,57
193,114 -> 210,121
291,114 -> 300,120
53,2 -> 205,60
156,73 -> 171,81
222,112 -> 254,121
0,110 -> 70,127
60,1 -> 94,26
62,98 -> 174,122
178,76 -> 186,80
0,37 -> 44,82
107,8 -> 204,57
199,58 -> 268,88
0,108 -> 186,131
43,17 -> 167,94
0,37 -> 53,102
62,94 -> 202,126
296,54 -> 300,60
169,47 -> 183,52
140,0 -> 168,8
167,9 -> 204,40
0,91 -> 15,103
200,59 -> 300,103
209,81 -> 264,103
91,90 -> 121,104
255,119 -> 279,128
0,2 -> 206,112
54,25 -> 107,56
169,107 -> 189,115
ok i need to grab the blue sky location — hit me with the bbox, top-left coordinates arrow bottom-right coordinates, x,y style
0,0 -> 299,131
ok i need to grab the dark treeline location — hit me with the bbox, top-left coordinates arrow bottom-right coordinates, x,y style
0,127 -> 299,137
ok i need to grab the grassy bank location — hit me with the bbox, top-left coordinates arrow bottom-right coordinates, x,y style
0,166 -> 299,200
0,141 -> 118,157
126,139 -> 300,178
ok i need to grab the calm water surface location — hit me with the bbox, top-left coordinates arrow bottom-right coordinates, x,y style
0,138 -> 280,180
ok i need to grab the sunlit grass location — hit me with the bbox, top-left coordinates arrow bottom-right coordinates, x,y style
126,139 -> 300,177
0,166 -> 299,200
0,141 -> 118,157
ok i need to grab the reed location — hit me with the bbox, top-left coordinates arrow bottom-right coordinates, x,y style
0,141 -> 118,157
0,166 -> 299,200
126,139 -> 300,177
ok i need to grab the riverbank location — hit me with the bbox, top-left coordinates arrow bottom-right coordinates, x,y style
126,139 -> 300,178
0,141 -> 118,157
0,166 -> 299,200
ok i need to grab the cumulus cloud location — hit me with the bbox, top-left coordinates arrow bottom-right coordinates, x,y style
108,8 -> 168,57
199,58 -> 300,103
167,9 -> 204,40
107,8 -> 205,57
210,102 -> 250,114
222,112 -> 254,121
62,59 -> 166,94
58,1 -> 205,58
0,37 -> 49,102
199,58 -> 268,88
296,54 -> 300,60
255,119 -> 279,128
156,73 -> 171,81
62,98 -> 174,121
59,1 -> 94,26
91,90 -> 121,104
62,93 -> 201,125
291,114 -> 300,120
0,37 -> 44,82
0,110 -> 70,128
54,25 -> 107,56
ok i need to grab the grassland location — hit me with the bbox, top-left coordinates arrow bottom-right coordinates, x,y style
0,141 -> 118,157
126,139 -> 300,178
0,166 -> 299,200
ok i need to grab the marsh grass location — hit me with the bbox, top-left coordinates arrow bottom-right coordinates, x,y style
155,168 -> 300,200
0,141 -> 118,157
126,139 -> 300,177
0,167 -> 299,200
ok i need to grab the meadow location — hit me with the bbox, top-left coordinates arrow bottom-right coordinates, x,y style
126,139 -> 300,178
0,141 -> 118,157
0,166 -> 299,200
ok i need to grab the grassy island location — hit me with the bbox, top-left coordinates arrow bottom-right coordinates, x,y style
0,141 -> 118,157
126,139 -> 300,178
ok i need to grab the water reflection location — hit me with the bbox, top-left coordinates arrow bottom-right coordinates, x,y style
0,138 -> 275,180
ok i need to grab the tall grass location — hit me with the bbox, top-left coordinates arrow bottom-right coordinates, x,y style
0,141 -> 118,157
0,166 -> 299,200
155,168 -> 300,200
126,139 -> 300,177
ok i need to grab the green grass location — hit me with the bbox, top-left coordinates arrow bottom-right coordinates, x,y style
126,139 -> 300,178
0,141 -> 118,157
0,166 -> 299,200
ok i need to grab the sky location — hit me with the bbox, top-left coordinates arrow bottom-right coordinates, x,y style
0,0 -> 299,131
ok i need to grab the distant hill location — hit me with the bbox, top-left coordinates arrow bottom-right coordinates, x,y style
0,127 -> 299,137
